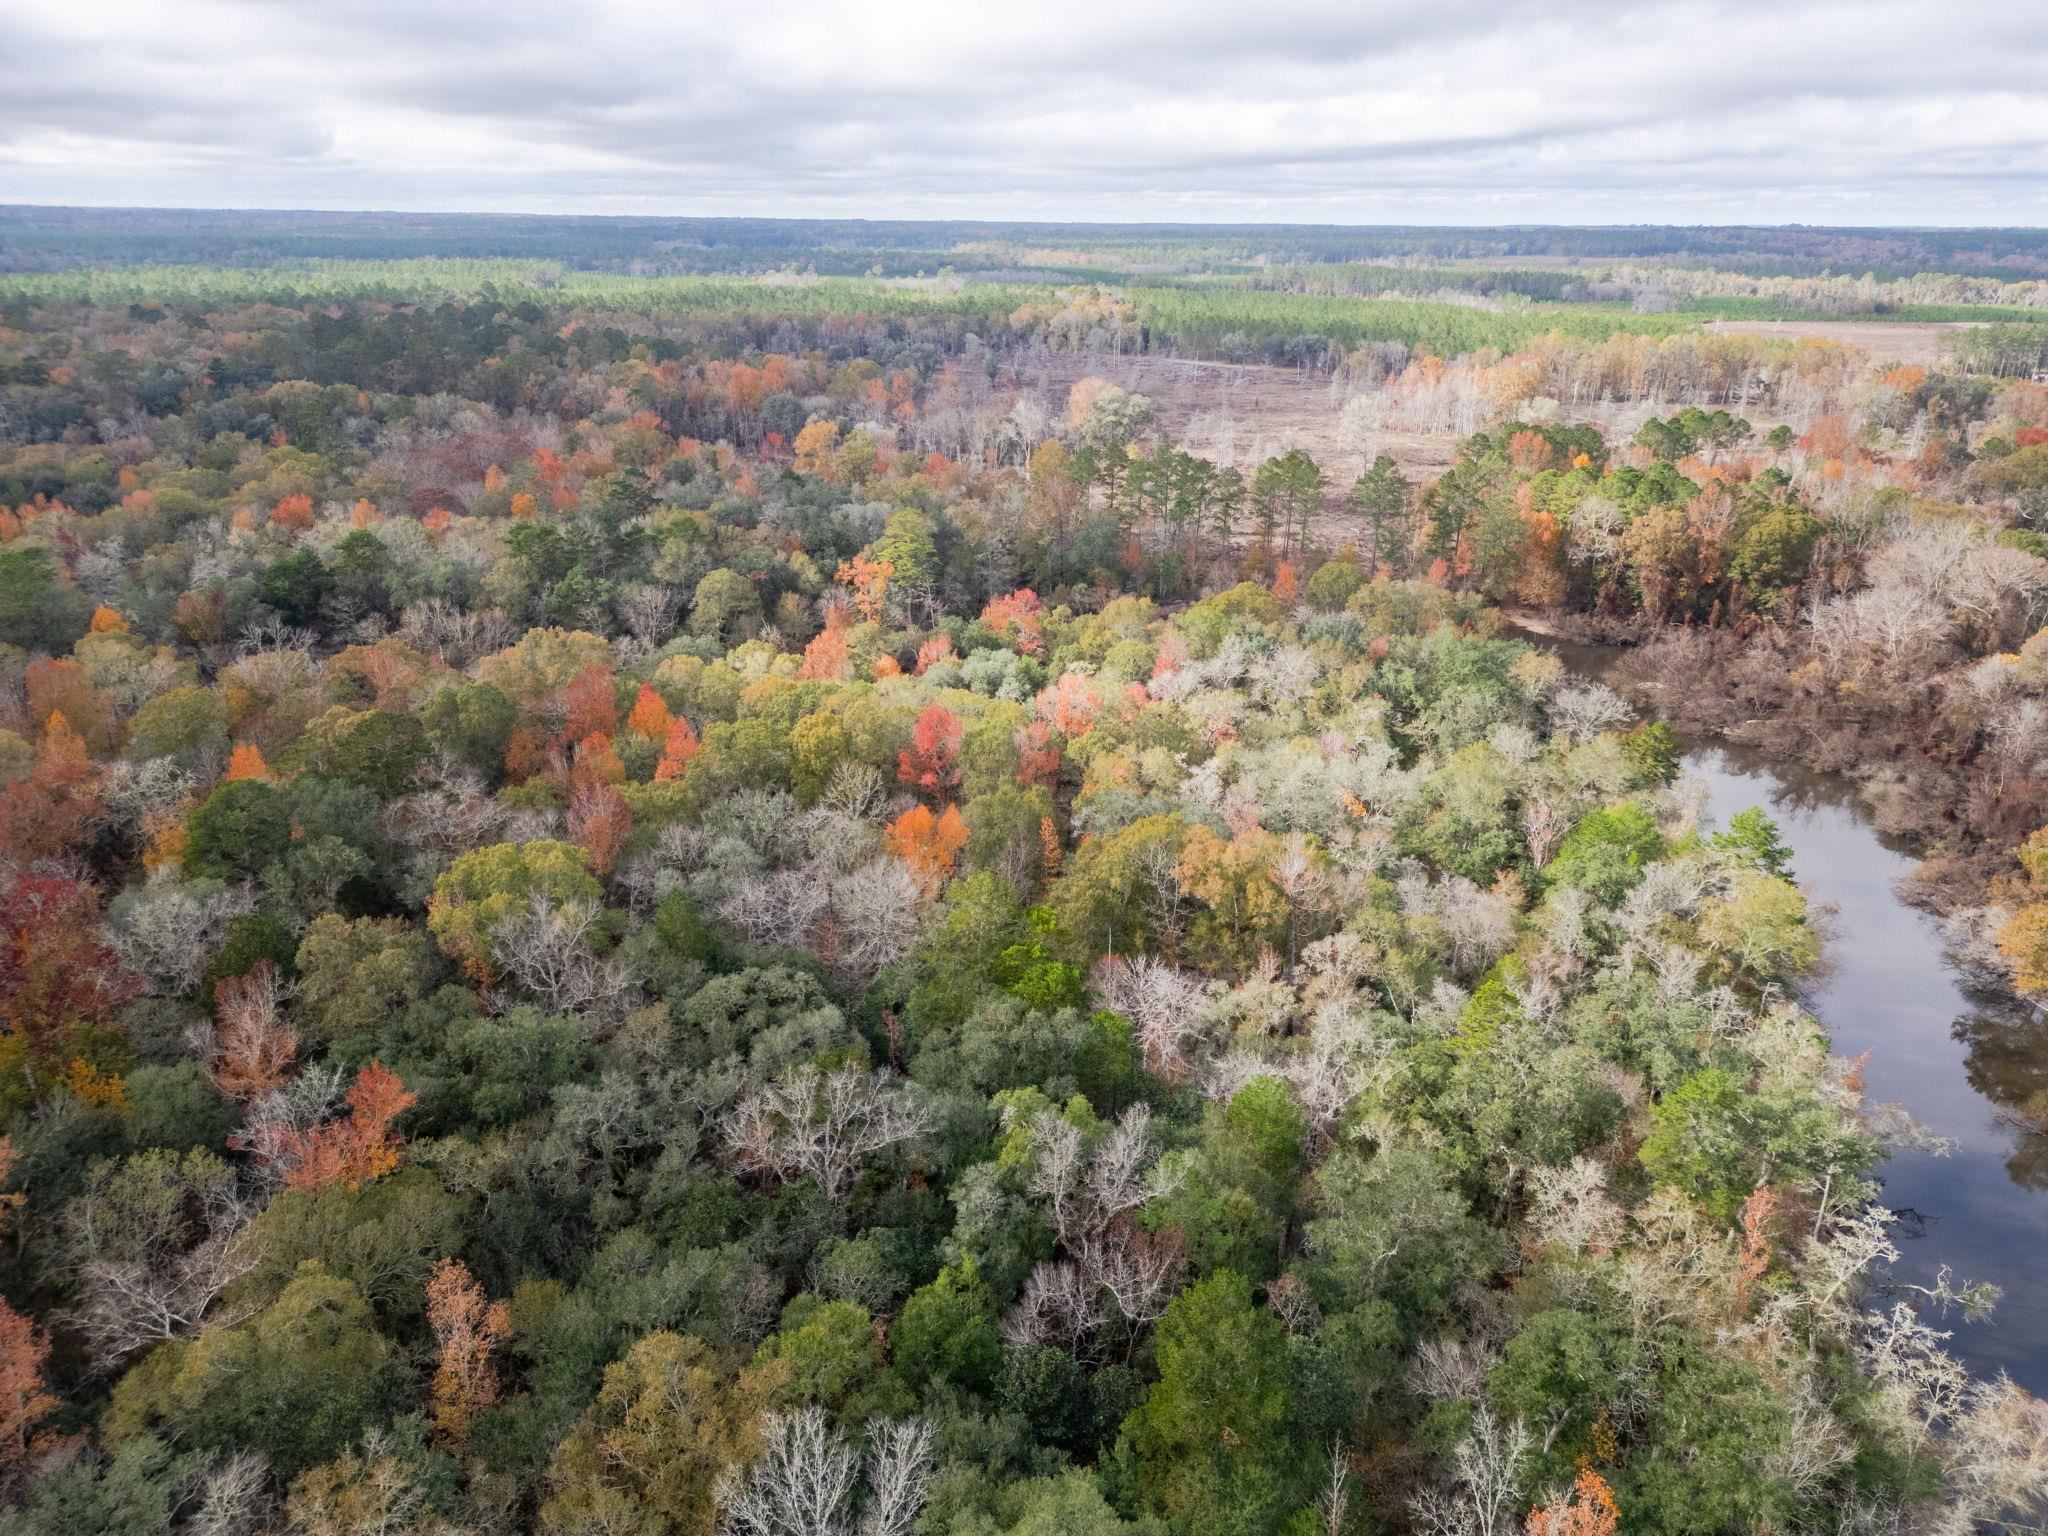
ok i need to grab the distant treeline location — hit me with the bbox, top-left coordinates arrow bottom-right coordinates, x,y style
8,206 -> 2048,280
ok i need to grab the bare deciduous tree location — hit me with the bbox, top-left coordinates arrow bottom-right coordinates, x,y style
718,1406 -> 933,1536
727,1066 -> 932,1204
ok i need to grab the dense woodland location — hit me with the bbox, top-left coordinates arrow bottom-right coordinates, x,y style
2,239 -> 2048,1536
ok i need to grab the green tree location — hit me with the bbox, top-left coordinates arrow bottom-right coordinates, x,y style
1127,1271 -> 1303,1536
105,1263 -> 402,1477
1350,454 -> 1413,572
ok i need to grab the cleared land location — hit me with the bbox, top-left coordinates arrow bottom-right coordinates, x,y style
1703,318 -> 1979,368
1020,351 -> 1462,483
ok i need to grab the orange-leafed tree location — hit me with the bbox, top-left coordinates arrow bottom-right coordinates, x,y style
88,604 -> 128,634
276,1061 -> 417,1193
626,682 -> 674,743
980,588 -> 1045,655
914,634 -> 955,675
897,702 -> 962,798
1526,1467 -> 1620,1536
835,552 -> 893,624
270,493 -> 316,531
426,1257 -> 510,1451
799,622 -> 852,682
654,716 -> 701,782
0,713 -> 105,863
569,782 -> 633,877
25,658 -> 116,753
223,742 -> 271,782
0,1296 -> 59,1486
571,732 -> 625,790
209,961 -> 298,1101
886,804 -> 968,893
560,664 -> 619,744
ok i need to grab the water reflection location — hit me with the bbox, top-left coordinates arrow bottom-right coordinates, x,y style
1505,623 -> 2048,1390
1686,744 -> 2048,1391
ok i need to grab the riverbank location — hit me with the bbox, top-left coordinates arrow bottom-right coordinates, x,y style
1506,616 -> 2048,1390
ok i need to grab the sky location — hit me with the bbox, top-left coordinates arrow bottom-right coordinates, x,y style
3,0 -> 2046,225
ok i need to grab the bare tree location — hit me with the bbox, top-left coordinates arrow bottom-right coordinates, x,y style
1410,1407 -> 1532,1536
1089,955 -> 1208,1075
719,1407 -> 933,1536
727,1066 -> 932,1203
491,895 -> 634,1021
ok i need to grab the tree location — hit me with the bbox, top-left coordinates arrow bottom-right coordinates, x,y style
884,804 -> 969,893
62,1148 -> 255,1368
0,545 -> 90,651
426,840 -> 602,979
1127,1271 -> 1302,1536
655,714 -> 702,782
726,1064 -> 933,1203
1251,450 -> 1324,561
1525,1467 -> 1621,1536
104,1263 -> 400,1478
222,742 -> 270,782
207,961 -> 298,1101
897,702 -> 963,798
255,1061 -> 417,1194
1351,454 -> 1413,572
693,568 -> 765,647
541,1330 -> 783,1536
718,1406 -> 935,1536
837,553 -> 894,625
625,681 -> 674,742
0,1297 -> 60,1490
425,1257 -> 508,1451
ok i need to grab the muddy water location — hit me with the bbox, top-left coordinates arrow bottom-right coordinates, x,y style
1519,628 -> 2048,1390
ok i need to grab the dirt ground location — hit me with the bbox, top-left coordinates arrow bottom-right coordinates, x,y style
1702,318 -> 1982,368
1016,351 -> 1463,484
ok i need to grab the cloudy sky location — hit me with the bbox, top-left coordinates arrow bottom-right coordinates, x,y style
3,0 -> 2045,224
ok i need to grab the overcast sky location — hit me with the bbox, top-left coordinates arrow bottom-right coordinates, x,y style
3,0 -> 2045,225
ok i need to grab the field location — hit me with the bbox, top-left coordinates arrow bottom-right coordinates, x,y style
1702,317 -> 1982,367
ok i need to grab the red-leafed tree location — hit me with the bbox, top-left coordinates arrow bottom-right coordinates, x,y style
897,702 -> 962,798
560,663 -> 619,744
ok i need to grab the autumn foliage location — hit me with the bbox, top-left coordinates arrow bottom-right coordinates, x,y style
897,701 -> 962,797
209,961 -> 299,1101
274,1061 -> 417,1193
654,715 -> 701,781
885,804 -> 968,892
0,1297 -> 58,1486
426,1258 -> 510,1451
626,682 -> 674,742
223,741 -> 271,781
1526,1467 -> 1620,1536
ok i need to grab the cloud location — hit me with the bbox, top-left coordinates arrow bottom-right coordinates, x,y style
2,0 -> 2045,223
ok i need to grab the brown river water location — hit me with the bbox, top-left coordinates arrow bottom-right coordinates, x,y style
1513,626 -> 2048,1391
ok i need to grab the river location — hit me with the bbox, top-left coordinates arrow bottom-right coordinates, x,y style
1515,626 -> 2048,1392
